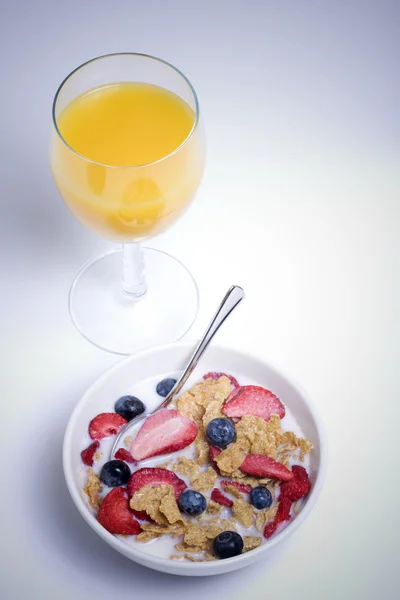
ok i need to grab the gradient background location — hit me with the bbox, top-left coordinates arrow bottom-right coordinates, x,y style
1,1 -> 399,598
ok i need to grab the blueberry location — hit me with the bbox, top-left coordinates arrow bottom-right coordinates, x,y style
100,460 -> 131,487
213,531 -> 244,559
178,489 -> 207,516
206,418 -> 236,449
250,486 -> 272,510
156,378 -> 177,397
114,395 -> 145,422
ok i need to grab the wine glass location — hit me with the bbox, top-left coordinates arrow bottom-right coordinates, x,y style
50,53 -> 205,354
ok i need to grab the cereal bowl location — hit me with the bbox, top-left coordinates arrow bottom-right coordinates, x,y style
63,341 -> 327,576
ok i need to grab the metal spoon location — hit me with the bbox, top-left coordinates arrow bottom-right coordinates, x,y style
110,284 -> 245,459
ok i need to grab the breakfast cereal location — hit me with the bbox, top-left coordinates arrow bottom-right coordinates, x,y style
80,372 -> 313,563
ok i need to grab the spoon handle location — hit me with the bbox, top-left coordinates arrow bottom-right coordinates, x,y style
158,285 -> 245,410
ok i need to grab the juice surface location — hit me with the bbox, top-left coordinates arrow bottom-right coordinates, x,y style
58,82 -> 194,167
51,82 -> 203,241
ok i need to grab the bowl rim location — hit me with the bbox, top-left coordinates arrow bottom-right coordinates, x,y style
63,340 -> 328,574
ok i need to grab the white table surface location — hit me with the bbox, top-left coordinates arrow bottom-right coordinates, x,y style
1,1 -> 399,598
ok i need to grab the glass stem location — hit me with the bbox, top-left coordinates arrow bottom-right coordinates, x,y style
121,243 -> 147,298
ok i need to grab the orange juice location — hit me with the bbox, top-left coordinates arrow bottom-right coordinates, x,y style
50,82 -> 204,242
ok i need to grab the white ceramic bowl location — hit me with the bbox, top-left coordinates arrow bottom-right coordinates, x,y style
63,341 -> 327,576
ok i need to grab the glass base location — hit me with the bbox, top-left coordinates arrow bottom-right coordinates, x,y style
69,248 -> 199,355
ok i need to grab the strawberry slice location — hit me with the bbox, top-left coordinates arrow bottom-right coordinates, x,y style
130,408 -> 198,461
89,413 -> 127,440
222,385 -> 285,421
131,509 -> 152,522
240,455 -> 294,481
209,445 -> 222,473
225,386 -> 242,403
275,496 -> 292,523
263,521 -> 277,538
97,487 -> 141,535
211,488 -> 233,507
279,465 -> 311,502
263,497 -> 293,539
127,467 -> 187,500
221,480 -> 252,494
114,448 -> 136,464
80,441 -> 100,466
203,372 -> 240,388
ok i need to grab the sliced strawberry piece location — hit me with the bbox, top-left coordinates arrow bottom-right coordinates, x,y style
292,465 -> 311,487
222,385 -> 285,421
221,480 -> 252,494
263,521 -> 277,539
209,445 -> 222,474
211,488 -> 233,507
127,467 -> 187,500
240,454 -> 294,481
263,497 -> 293,539
131,509 -> 152,522
97,487 -> 141,535
275,496 -> 292,523
130,408 -> 198,461
89,413 -> 127,440
80,440 -> 100,466
114,448 -> 136,464
292,465 -> 310,481
279,465 -> 311,502
203,372 -> 240,388
224,385 -> 242,403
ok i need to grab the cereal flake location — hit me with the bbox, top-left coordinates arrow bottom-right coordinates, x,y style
207,501 -> 223,516
255,505 -> 279,532
232,499 -> 254,528
130,484 -> 183,525
184,523 -> 208,547
202,399 -> 225,428
177,391 -> 205,424
223,484 -> 243,499
184,553 -> 214,562
236,415 -> 279,458
190,467 -> 217,493
177,377 -> 231,425
243,536 -> 262,552
160,490 -> 184,525
175,542 -> 209,553
216,518 -> 237,531
203,524 -> 224,539
136,531 -> 162,543
183,522 -> 224,547
140,522 -> 185,537
215,439 -> 248,475
173,457 -> 200,477
83,468 -> 102,510
298,438 -> 313,461
195,437 -> 210,465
